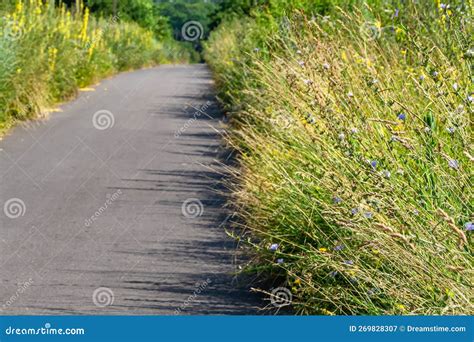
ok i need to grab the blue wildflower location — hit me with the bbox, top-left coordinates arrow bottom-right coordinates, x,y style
344,260 -> 354,265
448,159 -> 459,170
465,222 -> 473,231
370,160 -> 378,169
351,208 -> 359,215
333,197 -> 342,204
329,271 -> 338,278
364,211 -> 373,219
277,258 -> 284,264
269,243 -> 279,252
334,245 -> 344,251
447,127 -> 455,134
397,113 -> 406,121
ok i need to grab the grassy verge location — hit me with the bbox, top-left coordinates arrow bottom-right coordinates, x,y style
0,0 -> 195,134
205,0 -> 473,315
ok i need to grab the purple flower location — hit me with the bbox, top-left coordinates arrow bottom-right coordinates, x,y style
465,222 -> 473,231
269,243 -> 279,252
277,258 -> 284,264
334,245 -> 344,251
370,160 -> 378,169
363,211 -> 373,219
448,159 -> 459,170
419,75 -> 425,81
447,127 -> 455,134
397,113 -> 406,121
333,197 -> 342,204
344,260 -> 354,265
351,208 -> 359,215
394,8 -> 399,17
329,271 -> 338,278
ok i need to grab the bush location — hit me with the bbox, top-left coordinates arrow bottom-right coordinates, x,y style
0,0 -> 190,131
205,0 -> 473,315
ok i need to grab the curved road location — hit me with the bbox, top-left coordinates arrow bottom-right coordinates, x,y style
0,64 -> 259,314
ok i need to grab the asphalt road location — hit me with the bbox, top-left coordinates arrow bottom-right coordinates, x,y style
0,64 -> 260,314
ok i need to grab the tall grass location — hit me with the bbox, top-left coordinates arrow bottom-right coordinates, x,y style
0,0 -> 194,132
205,1 -> 473,315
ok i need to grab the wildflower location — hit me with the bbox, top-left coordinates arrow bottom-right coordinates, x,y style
371,79 -> 379,85
467,95 -> 474,103
394,8 -> 399,17
329,271 -> 338,278
319,247 -> 327,253
338,133 -> 345,140
452,83 -> 458,91
466,48 -> 474,58
298,60 -> 305,67
396,168 -> 404,175
350,128 -> 358,134
334,245 -> 344,251
276,258 -> 284,264
344,260 -> 354,265
464,222 -> 473,231
363,211 -> 373,219
253,48 -> 260,52
370,160 -> 378,169
322,63 -> 330,70
397,113 -> 406,121
424,127 -> 431,133
419,75 -> 425,81
296,49 -> 302,55
333,196 -> 342,204
347,92 -> 353,98
269,243 -> 279,252
440,3 -> 449,10
447,127 -> 455,134
303,79 -> 313,85
367,289 -> 375,296
432,71 -> 439,78
383,170 -> 391,178
448,159 -> 459,170
396,304 -> 406,311
294,279 -> 301,285
413,209 -> 419,216
351,208 -> 359,215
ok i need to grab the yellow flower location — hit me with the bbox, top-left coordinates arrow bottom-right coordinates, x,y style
396,304 -> 406,311
294,278 -> 301,286
321,308 -> 335,315
319,247 -> 327,253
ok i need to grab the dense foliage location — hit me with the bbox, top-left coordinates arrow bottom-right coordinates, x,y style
205,0 -> 473,314
0,0 -> 193,132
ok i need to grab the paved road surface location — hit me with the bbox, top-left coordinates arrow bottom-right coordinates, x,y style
0,64 -> 260,314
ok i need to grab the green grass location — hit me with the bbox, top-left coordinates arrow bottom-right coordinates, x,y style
0,0 -> 195,134
205,0 -> 473,315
